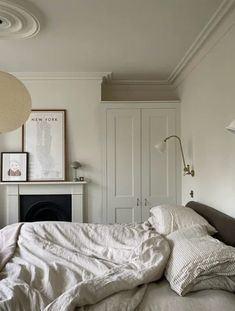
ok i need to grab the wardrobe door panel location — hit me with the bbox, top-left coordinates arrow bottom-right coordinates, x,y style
107,109 -> 141,223
141,109 -> 176,221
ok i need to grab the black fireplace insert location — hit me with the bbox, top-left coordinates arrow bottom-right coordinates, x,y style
20,195 -> 72,222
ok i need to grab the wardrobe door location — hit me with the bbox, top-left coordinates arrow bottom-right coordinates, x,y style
141,109 -> 177,221
106,109 -> 141,223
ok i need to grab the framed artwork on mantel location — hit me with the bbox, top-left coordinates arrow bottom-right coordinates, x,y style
22,110 -> 66,181
1,152 -> 28,182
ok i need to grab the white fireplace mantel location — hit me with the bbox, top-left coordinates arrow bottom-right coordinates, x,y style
2,181 -> 87,225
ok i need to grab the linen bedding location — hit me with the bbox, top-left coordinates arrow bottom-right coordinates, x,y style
136,279 -> 235,311
0,222 -> 170,311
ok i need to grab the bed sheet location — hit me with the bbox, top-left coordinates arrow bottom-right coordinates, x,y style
0,222 -> 170,310
136,279 -> 235,311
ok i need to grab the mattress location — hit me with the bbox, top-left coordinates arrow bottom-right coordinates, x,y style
136,279 -> 235,311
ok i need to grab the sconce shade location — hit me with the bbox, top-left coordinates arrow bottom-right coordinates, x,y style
154,141 -> 166,153
226,120 -> 235,134
0,71 -> 31,133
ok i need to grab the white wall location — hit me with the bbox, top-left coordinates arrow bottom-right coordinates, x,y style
178,8 -> 235,217
0,77 -> 103,227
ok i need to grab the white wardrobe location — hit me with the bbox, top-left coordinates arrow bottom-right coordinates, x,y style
103,101 -> 180,224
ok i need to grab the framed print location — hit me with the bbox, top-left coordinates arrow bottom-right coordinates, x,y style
1,152 -> 28,182
22,110 -> 66,181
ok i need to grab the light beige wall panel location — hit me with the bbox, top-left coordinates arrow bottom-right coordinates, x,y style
178,18 -> 235,217
0,78 -> 102,225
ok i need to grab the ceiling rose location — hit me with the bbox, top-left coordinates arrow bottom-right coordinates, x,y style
0,0 -> 40,39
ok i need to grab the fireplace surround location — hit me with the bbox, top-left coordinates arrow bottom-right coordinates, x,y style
3,181 -> 86,224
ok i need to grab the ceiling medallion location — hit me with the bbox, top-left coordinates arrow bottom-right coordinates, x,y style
0,0 -> 40,39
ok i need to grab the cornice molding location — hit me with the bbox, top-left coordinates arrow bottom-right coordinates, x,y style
168,0 -> 235,84
107,0 -> 235,87
101,100 -> 180,104
103,73 -> 168,85
104,79 -> 169,86
11,72 -> 112,81
9,1 -> 235,87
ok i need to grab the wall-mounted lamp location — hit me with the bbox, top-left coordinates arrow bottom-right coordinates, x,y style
155,135 -> 195,177
226,120 -> 235,134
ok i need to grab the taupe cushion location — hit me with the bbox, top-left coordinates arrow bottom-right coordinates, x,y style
187,201 -> 235,247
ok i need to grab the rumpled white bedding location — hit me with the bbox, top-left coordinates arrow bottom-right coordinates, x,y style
0,222 -> 170,311
136,279 -> 235,311
0,223 -> 22,272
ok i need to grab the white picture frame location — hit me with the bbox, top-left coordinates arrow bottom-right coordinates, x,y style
22,110 -> 66,181
1,152 -> 28,182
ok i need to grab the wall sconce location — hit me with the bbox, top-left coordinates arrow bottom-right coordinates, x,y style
155,135 -> 195,177
226,120 -> 235,134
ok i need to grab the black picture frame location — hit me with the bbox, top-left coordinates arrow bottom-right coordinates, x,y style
1,152 -> 28,182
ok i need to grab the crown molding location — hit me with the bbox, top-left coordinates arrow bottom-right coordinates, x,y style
103,72 -> 169,85
11,72 -> 112,81
105,0 -> 235,87
168,0 -> 235,84
104,79 -> 169,85
10,1 -> 234,87
101,100 -> 180,104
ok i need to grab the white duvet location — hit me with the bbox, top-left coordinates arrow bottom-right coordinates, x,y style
0,222 -> 170,311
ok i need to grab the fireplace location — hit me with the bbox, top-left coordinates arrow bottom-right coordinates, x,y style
4,182 -> 86,224
20,195 -> 72,222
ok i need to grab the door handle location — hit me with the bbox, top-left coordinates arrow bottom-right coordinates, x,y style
144,198 -> 148,206
137,198 -> 140,206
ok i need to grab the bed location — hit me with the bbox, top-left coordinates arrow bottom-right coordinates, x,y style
0,201 -> 234,310
136,201 -> 235,311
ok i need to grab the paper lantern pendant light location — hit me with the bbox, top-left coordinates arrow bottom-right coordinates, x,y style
226,120 -> 235,134
0,71 -> 31,133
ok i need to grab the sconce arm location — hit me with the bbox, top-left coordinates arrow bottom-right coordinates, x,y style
164,135 -> 187,169
162,135 -> 194,177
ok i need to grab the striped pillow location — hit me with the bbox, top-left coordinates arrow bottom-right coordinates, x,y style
165,225 -> 235,296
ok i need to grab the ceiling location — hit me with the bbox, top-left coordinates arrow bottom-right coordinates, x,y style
0,0 -> 224,81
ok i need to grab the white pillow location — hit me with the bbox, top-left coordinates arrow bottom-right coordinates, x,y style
148,204 -> 216,235
165,224 -> 235,296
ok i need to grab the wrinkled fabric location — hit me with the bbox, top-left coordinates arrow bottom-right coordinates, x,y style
136,279 -> 235,311
0,223 -> 22,272
165,225 -> 235,295
0,222 -> 170,311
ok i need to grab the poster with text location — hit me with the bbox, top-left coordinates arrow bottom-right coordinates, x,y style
23,110 -> 66,181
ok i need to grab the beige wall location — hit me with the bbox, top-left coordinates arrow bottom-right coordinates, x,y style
102,83 -> 178,101
178,11 -> 235,217
0,78 -> 103,227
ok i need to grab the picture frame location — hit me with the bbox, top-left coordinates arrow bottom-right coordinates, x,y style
22,109 -> 66,181
1,152 -> 28,182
